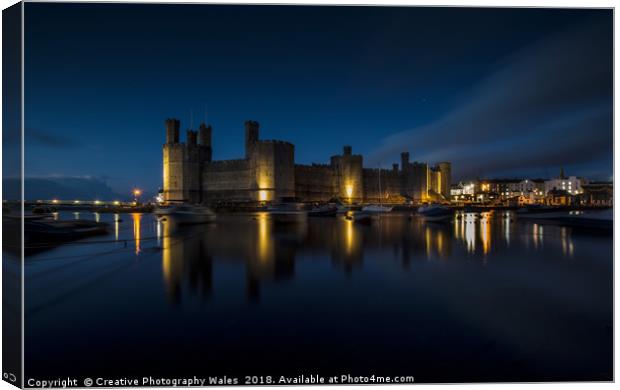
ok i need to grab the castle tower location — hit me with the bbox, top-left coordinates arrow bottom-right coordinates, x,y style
163,118 -> 184,202
186,130 -> 198,147
184,129 -> 201,203
437,162 -> 452,200
245,120 -> 259,159
331,146 -> 363,203
401,152 -> 410,170
199,123 -> 212,162
165,118 -> 180,144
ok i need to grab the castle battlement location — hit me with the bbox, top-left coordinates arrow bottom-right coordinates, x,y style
162,118 -> 451,204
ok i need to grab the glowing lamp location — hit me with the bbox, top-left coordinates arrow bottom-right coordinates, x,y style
345,185 -> 353,198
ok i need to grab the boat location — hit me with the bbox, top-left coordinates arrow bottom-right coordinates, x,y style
345,210 -> 373,224
515,204 -> 557,215
362,165 -> 393,213
23,219 -> 109,245
266,203 -> 308,224
154,204 -> 216,225
308,204 -> 338,217
417,204 -> 454,221
517,208 -> 612,231
362,204 -> 393,213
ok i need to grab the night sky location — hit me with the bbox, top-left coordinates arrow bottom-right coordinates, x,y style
24,4 -> 613,195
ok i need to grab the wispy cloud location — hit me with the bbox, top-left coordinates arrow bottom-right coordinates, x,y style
27,128 -> 80,148
368,20 -> 612,180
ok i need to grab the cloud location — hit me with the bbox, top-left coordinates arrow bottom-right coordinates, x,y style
368,20 -> 612,180
27,128 -> 80,148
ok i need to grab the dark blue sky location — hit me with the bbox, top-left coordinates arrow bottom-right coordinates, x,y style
24,4 -> 613,194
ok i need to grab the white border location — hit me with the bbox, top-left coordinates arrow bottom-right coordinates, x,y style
0,2 -> 616,390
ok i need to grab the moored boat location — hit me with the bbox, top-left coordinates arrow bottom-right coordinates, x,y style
155,204 -> 216,225
267,203 -> 308,224
23,219 -> 109,245
345,210 -> 373,224
308,204 -> 338,217
361,204 -> 393,213
417,204 -> 454,222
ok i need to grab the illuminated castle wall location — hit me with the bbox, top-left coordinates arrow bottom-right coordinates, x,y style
162,119 -> 451,204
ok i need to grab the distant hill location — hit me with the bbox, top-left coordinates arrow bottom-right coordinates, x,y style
3,177 -> 125,201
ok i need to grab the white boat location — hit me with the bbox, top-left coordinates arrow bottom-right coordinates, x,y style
417,204 -> 454,221
362,204 -> 393,213
155,204 -> 216,225
362,164 -> 393,214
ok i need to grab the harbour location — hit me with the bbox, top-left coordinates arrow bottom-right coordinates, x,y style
13,208 -> 612,382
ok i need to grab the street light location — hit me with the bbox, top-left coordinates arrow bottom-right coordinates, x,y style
133,189 -> 142,204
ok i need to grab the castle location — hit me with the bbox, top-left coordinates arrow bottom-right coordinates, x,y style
162,119 -> 451,204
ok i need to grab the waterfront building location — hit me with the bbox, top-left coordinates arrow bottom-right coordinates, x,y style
450,182 -> 475,202
507,179 -> 546,203
545,189 -> 573,206
544,169 -> 585,196
162,119 -> 451,204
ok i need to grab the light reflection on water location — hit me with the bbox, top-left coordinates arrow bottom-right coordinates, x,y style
22,210 -> 612,382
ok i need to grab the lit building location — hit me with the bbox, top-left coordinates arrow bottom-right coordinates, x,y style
544,169 -> 585,196
162,119 -> 451,204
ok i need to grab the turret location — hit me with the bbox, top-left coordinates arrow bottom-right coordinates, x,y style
199,123 -> 212,148
245,120 -> 260,159
187,130 -> 198,147
165,118 -> 180,144
199,123 -> 213,162
343,145 -> 352,156
401,152 -> 410,170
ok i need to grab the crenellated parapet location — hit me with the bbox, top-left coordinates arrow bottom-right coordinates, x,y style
163,117 -> 450,205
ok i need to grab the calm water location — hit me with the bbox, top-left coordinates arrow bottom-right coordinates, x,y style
16,211 -> 612,383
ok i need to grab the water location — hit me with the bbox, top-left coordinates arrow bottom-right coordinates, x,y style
16,211 -> 612,383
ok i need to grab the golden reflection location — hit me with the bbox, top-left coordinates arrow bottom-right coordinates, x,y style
436,229 -> 445,258
345,219 -> 355,256
132,213 -> 142,255
454,214 -> 461,239
94,212 -> 100,223
480,218 -> 491,255
257,213 -> 273,263
161,220 -> 182,302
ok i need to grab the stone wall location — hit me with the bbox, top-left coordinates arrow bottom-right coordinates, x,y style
252,140 -> 295,201
295,164 -> 337,202
330,147 -> 363,202
163,143 -> 185,202
202,159 -> 254,201
362,168 -> 405,203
